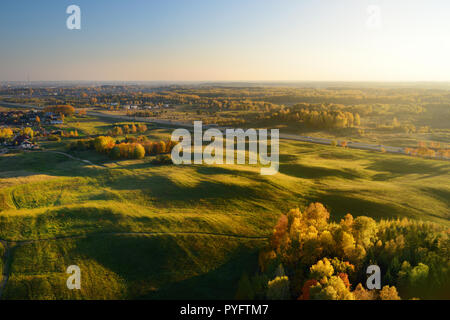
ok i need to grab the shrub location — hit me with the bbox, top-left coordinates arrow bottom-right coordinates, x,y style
151,154 -> 172,165
0,128 -> 13,141
110,146 -> 121,159
44,105 -> 75,116
48,135 -> 61,142
94,136 -> 115,154
133,144 -> 145,159
137,124 -> 147,133
111,126 -> 123,137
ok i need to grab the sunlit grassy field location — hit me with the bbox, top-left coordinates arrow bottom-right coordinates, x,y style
2,235 -> 262,300
0,123 -> 449,299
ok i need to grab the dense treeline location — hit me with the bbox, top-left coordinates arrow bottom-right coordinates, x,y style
7,85 -> 450,115
267,104 -> 361,129
43,105 -> 75,116
61,130 -> 78,138
237,203 -> 449,300
67,135 -> 176,160
10,84 -> 449,107
405,141 -> 450,159
108,123 -> 148,137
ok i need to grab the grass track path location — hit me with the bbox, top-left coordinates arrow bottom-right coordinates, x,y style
37,150 -> 106,168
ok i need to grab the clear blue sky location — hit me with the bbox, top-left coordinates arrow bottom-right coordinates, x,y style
1,0 -> 449,81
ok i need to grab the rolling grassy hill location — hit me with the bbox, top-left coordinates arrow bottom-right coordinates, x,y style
2,235 -> 263,300
0,128 -> 449,299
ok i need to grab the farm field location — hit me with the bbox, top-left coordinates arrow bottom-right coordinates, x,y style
0,118 -> 449,299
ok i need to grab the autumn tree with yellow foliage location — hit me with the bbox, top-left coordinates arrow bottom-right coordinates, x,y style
251,203 -> 449,300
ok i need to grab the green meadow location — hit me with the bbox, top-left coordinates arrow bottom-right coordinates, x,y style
0,122 -> 449,299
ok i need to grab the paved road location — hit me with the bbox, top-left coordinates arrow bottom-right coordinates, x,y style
86,111 -> 408,154
86,111 -> 418,157
1,101 -> 447,159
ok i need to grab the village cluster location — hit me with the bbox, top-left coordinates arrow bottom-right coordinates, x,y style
0,109 -> 65,150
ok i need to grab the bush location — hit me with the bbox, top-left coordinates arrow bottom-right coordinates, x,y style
44,105 -> 75,116
110,126 -> 123,137
0,128 -> 13,142
133,144 -> 145,159
94,136 -> 115,154
48,135 -> 61,142
110,146 -> 121,159
67,139 -> 95,151
137,124 -> 148,133
151,154 -> 173,165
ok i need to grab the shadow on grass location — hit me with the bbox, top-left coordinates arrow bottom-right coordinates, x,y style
0,151 -> 101,178
109,171 -> 277,206
307,190 -> 411,222
366,158 -> 450,179
279,154 -> 299,163
280,163 -> 361,180
318,151 -> 359,160
419,187 -> 450,215
68,235 -> 262,299
141,248 -> 260,300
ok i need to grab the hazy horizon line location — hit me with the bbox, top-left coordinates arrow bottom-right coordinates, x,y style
2,80 -> 450,84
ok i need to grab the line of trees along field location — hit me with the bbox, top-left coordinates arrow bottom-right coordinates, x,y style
267,105 -> 361,129
43,105 -> 75,116
108,124 -> 148,136
236,203 -> 449,300
67,135 -> 176,160
66,122 -> 175,160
